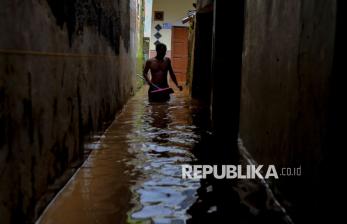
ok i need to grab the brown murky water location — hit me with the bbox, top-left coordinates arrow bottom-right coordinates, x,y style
37,87 -> 203,224
36,87 -> 291,224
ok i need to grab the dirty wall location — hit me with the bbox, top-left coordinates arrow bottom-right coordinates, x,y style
239,0 -> 338,222
0,0 -> 136,223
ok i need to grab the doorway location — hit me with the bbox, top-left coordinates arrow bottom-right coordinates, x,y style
171,26 -> 189,84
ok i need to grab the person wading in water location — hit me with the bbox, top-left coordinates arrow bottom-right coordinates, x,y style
143,43 -> 183,102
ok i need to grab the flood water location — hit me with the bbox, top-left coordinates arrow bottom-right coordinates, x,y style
37,87 -> 290,224
127,88 -> 203,223
36,88 -> 202,224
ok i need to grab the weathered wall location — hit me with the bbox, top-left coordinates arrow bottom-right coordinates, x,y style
0,0 -> 136,223
240,0 -> 337,222
240,0 -> 335,172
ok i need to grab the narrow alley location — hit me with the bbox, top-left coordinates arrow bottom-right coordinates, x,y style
36,88 -> 290,224
36,88 -> 202,223
1,0 -> 345,224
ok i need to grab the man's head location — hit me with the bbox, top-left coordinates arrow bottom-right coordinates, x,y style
155,43 -> 167,59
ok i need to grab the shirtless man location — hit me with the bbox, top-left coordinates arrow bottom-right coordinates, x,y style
143,43 -> 183,102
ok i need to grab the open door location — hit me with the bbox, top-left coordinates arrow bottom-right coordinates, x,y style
171,27 -> 189,84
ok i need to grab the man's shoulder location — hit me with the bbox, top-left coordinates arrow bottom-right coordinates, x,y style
147,57 -> 171,62
146,58 -> 156,65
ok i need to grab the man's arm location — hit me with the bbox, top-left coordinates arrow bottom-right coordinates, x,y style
143,60 -> 152,86
168,59 -> 183,91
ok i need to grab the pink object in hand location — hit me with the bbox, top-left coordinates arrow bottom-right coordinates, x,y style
150,87 -> 174,94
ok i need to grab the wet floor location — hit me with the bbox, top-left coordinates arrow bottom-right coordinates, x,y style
36,87 -> 291,224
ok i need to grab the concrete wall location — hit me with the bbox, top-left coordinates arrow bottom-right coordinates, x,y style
240,0 -> 335,172
190,0 -> 341,222
0,0 -> 136,223
239,0 -> 337,222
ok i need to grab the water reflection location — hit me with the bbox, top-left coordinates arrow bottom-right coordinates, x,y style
186,132 -> 291,224
128,91 -> 201,224
128,88 -> 290,224
149,102 -> 171,143
37,87 -> 291,224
